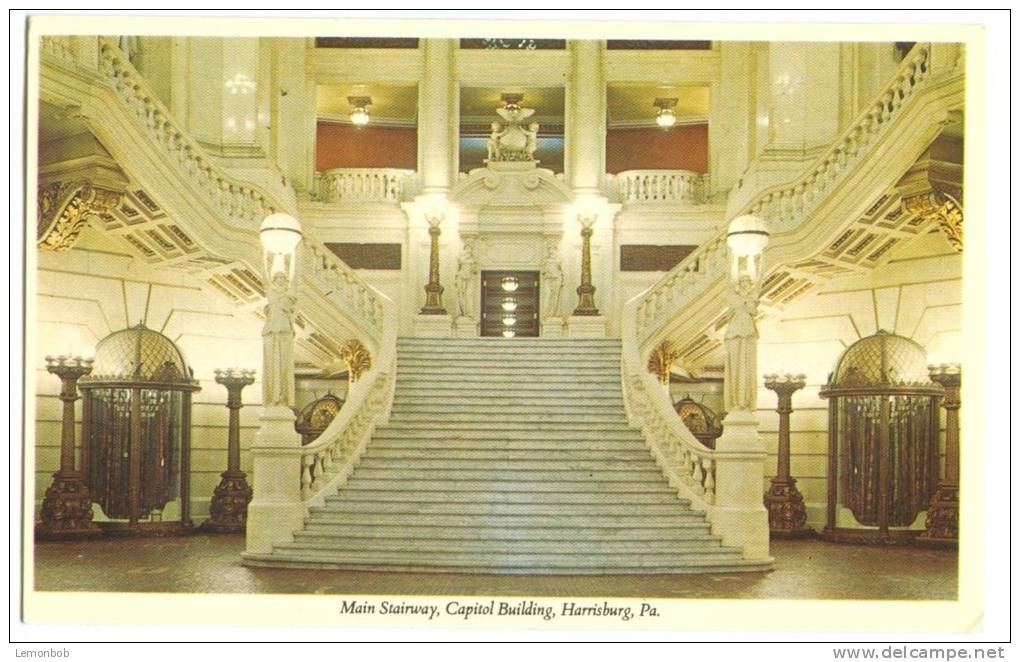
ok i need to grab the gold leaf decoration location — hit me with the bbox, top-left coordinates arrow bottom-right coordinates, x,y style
340,339 -> 372,384
646,339 -> 680,386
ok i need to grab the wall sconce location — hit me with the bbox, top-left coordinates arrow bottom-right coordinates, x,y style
726,214 -> 770,282
259,213 -> 303,281
654,97 -> 678,129
348,95 -> 372,127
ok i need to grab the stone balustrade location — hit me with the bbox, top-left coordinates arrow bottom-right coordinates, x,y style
313,168 -> 415,204
614,169 -> 707,205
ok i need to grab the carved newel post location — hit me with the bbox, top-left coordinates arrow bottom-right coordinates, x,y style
37,355 -> 101,539
421,213 -> 447,315
204,368 -> 256,533
572,214 -> 599,316
763,373 -> 812,537
919,363 -> 961,546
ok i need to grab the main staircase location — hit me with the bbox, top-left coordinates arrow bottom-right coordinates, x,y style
244,337 -> 771,574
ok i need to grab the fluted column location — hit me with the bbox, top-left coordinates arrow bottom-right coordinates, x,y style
418,39 -> 457,193
763,373 -> 812,538
919,364 -> 961,545
566,39 -> 605,193
37,356 -> 101,539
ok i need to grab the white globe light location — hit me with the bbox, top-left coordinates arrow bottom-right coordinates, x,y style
502,316 -> 517,327
501,277 -> 519,292
656,108 -> 677,128
502,330 -> 516,338
501,297 -> 517,312
726,214 -> 770,257
260,213 -> 303,255
350,107 -> 370,126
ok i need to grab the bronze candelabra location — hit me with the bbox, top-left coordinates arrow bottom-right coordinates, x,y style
572,216 -> 599,316
919,363 -> 960,546
763,373 -> 813,538
203,368 -> 256,533
37,355 -> 101,539
420,214 -> 447,315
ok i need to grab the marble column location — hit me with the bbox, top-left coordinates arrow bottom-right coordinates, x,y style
566,39 -> 606,193
418,38 -> 457,193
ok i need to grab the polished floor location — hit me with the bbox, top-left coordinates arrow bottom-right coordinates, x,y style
33,534 -> 957,600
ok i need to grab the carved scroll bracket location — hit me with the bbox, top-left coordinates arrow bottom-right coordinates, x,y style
340,339 -> 372,384
37,179 -> 123,252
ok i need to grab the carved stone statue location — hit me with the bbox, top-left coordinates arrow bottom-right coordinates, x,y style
262,272 -> 296,409
454,243 -> 478,319
723,275 -> 760,413
541,245 -> 564,319
524,122 -> 539,161
486,122 -> 503,162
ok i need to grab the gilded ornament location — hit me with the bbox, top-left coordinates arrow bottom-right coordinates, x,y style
647,339 -> 680,386
340,339 -> 372,383
37,180 -> 123,252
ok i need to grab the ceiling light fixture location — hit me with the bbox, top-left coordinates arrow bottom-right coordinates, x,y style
502,315 -> 517,327
501,276 -> 519,292
501,297 -> 518,312
348,95 -> 372,127
502,330 -> 516,338
654,97 -> 678,129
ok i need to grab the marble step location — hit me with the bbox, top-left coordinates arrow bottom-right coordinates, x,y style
396,376 -> 623,388
390,403 -> 624,416
362,448 -> 651,461
341,478 -> 676,494
355,457 -> 659,472
394,384 -> 623,396
301,519 -> 713,536
314,500 -> 693,516
387,411 -> 628,424
286,534 -> 724,555
305,510 -> 705,528
396,361 -> 621,371
392,391 -> 624,404
327,490 -> 682,505
271,545 -> 739,565
397,345 -> 622,356
350,467 -> 663,482
398,338 -> 621,348
374,424 -> 642,437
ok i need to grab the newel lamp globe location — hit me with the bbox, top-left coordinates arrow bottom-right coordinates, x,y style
726,214 -> 770,257
260,213 -> 303,255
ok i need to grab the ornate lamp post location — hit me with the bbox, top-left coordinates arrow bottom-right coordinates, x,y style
420,212 -> 448,315
722,214 -> 769,418
203,368 -> 256,533
763,373 -> 812,537
919,363 -> 961,545
246,213 -> 306,554
37,355 -> 101,539
572,213 -> 599,316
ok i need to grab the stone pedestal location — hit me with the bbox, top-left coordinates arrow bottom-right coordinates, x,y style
567,315 -> 607,338
712,411 -> 771,560
453,316 -> 478,338
542,317 -> 566,338
244,405 -> 304,554
413,313 -> 454,338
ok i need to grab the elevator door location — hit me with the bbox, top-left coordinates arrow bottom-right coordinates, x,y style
480,270 -> 539,337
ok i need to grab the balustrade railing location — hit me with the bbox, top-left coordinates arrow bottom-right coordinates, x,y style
42,38 -> 400,551
619,43 -> 960,557
614,169 -> 707,205
313,168 -> 414,204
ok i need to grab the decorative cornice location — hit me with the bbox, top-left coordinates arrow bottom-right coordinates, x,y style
37,179 -> 123,252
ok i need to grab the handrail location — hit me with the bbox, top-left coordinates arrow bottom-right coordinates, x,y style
62,39 -> 400,518
620,42 -> 960,516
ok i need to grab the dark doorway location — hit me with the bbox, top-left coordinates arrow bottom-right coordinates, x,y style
480,270 -> 539,338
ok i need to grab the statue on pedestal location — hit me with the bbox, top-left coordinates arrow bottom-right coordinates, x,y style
262,271 -> 296,408
454,243 -> 479,320
541,245 -> 564,319
723,275 -> 760,413
485,93 -> 540,164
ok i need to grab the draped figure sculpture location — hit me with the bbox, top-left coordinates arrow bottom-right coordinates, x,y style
262,271 -> 296,408
541,245 -> 564,319
723,275 -> 760,413
454,246 -> 478,320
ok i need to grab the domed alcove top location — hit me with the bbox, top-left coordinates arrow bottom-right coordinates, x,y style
83,322 -> 198,389
823,330 -> 940,396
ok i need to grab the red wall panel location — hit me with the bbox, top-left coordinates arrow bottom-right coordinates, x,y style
605,123 -> 708,174
316,121 -> 418,170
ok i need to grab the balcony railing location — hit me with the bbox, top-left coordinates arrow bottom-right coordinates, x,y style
312,168 -> 415,204
613,170 -> 708,205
